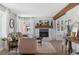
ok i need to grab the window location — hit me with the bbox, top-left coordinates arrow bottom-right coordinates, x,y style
0,13 -> 2,34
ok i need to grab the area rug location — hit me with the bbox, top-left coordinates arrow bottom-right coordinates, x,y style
37,41 -> 57,54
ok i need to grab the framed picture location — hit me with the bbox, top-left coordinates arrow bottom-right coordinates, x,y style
57,21 -> 60,31
9,18 -> 15,28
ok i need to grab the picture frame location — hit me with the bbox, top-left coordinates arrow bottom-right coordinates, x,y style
57,21 -> 60,31
9,18 -> 15,28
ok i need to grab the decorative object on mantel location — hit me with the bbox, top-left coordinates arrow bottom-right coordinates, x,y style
39,20 -> 42,26
35,20 -> 53,28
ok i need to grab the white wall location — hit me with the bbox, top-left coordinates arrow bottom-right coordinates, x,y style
0,5 -> 7,37
0,4 -> 17,51
17,17 -> 56,39
0,4 -> 17,36
7,10 -> 17,33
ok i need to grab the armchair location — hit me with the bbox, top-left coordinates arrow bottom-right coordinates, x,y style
19,37 -> 37,54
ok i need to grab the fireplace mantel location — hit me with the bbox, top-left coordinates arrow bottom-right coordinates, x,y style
35,25 -> 53,28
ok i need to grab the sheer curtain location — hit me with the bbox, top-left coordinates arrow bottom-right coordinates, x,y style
18,17 -> 27,35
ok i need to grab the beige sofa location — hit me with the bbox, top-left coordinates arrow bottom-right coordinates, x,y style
8,32 -> 38,54
19,37 -> 37,54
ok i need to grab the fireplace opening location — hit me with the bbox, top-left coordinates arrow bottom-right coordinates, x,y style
39,29 -> 49,37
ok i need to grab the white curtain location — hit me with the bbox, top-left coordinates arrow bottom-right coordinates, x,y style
21,21 -> 27,34
18,17 -> 27,34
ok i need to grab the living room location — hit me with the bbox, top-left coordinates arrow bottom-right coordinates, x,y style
0,3 -> 79,55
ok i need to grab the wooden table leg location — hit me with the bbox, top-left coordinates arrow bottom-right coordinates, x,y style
68,41 -> 73,54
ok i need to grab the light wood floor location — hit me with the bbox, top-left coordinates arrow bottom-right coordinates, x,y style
50,40 -> 67,55
0,40 -> 67,55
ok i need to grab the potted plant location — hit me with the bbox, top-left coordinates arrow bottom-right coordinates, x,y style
0,34 -> 8,50
1,38 -> 7,50
10,34 -> 16,41
1,38 -> 7,41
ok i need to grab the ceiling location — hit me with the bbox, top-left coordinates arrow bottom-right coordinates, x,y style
1,3 -> 68,17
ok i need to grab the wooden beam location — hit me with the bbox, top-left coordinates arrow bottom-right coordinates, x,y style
53,3 -> 79,20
